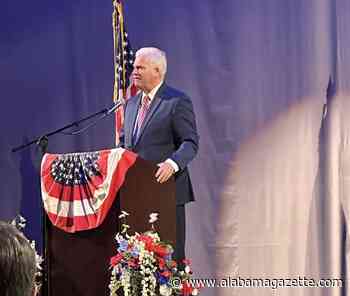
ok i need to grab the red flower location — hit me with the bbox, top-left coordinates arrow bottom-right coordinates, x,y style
181,281 -> 194,296
138,234 -> 155,250
152,244 -> 168,257
170,260 -> 177,268
110,253 -> 123,266
127,258 -> 138,268
158,258 -> 166,270
160,270 -> 171,278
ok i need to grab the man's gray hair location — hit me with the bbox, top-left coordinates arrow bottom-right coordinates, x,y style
136,47 -> 167,78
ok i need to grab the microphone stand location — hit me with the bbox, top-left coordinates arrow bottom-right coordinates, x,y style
11,101 -> 122,296
12,102 -> 121,152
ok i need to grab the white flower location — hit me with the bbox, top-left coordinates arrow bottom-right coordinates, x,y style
30,241 -> 43,273
145,231 -> 160,242
192,288 -> 199,295
10,215 -> 27,230
159,284 -> 172,296
185,265 -> 191,274
149,212 -> 159,224
118,211 -> 130,219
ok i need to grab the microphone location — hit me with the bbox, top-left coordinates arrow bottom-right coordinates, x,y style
106,100 -> 124,115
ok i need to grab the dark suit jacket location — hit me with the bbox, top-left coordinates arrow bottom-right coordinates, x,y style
119,83 -> 199,205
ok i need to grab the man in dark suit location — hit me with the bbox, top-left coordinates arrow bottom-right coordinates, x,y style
119,47 -> 199,264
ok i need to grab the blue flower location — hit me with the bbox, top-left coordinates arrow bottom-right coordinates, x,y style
117,239 -> 128,252
155,272 -> 170,285
158,275 -> 168,285
164,254 -> 172,261
131,246 -> 139,257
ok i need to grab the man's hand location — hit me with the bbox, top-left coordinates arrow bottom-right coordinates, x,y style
155,162 -> 175,183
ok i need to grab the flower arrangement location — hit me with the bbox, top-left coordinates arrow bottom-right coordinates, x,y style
109,211 -> 200,296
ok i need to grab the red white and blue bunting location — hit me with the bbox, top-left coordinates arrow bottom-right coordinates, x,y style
41,148 -> 137,233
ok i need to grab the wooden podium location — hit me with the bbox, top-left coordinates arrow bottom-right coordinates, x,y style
46,156 -> 176,296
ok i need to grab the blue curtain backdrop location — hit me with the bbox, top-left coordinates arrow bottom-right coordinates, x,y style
1,1 -> 350,295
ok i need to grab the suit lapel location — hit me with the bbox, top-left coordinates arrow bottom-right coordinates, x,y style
134,84 -> 166,146
126,93 -> 142,147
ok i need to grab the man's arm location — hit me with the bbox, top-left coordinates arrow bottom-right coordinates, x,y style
170,95 -> 199,170
155,95 -> 199,183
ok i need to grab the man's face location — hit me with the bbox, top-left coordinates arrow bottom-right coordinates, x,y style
132,55 -> 161,93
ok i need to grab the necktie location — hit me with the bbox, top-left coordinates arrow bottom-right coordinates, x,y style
134,95 -> 151,138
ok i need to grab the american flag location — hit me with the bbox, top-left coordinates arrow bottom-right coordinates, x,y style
112,0 -> 137,145
41,148 -> 137,232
